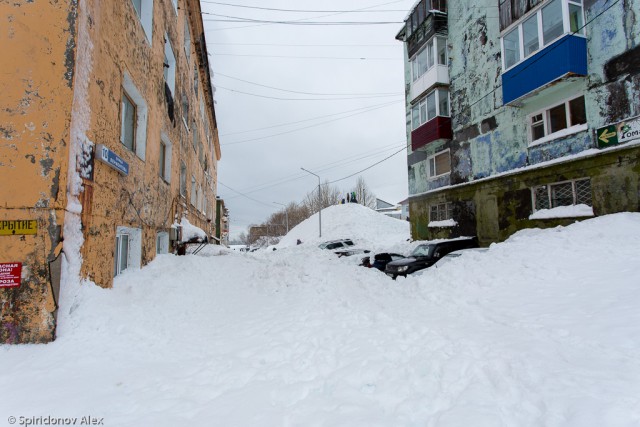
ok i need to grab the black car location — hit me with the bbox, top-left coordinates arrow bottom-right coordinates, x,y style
384,237 -> 478,279
360,253 -> 406,271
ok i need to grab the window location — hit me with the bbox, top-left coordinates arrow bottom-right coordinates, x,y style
121,92 -> 136,151
193,64 -> 199,96
130,0 -> 153,44
528,95 -> 587,144
410,36 -> 446,81
184,14 -> 191,60
411,88 -> 450,130
114,233 -> 129,276
121,73 -> 148,160
192,121 -> 198,151
156,232 -> 169,255
164,36 -> 176,96
533,178 -> 592,211
501,0 -> 584,71
171,0 -> 177,13
114,227 -> 142,276
430,202 -> 453,221
182,93 -> 189,129
202,194 -> 207,215
180,162 -> 187,197
159,134 -> 172,182
190,175 -> 196,206
428,150 -> 451,179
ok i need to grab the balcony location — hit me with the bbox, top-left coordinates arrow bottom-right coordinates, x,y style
411,64 -> 449,102
411,116 -> 452,150
502,35 -> 587,105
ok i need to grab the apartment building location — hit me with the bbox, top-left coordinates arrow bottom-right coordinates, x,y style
397,0 -> 640,244
0,0 -> 221,343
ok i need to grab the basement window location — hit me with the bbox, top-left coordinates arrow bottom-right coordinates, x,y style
156,232 -> 169,255
532,178 -> 592,211
427,149 -> 451,179
114,226 -> 142,277
130,0 -> 154,44
528,95 -> 587,146
430,202 -> 453,222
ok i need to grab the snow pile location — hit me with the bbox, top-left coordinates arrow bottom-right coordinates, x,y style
175,216 -> 207,242
277,203 -> 410,249
529,203 -> 594,219
1,213 -> 640,426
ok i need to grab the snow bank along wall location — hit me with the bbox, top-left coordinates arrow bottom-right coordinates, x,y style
398,0 -> 640,245
0,0 -> 222,344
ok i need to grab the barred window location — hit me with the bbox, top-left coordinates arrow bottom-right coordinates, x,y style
533,178 -> 592,211
430,202 -> 453,221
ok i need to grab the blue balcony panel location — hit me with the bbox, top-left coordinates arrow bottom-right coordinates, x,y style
502,35 -> 587,105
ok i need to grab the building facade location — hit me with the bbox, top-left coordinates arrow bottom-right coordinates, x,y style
0,0 -> 221,344
397,0 -> 640,244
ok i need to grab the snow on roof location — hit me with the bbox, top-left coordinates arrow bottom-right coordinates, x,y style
277,203 -> 409,249
174,217 -> 207,243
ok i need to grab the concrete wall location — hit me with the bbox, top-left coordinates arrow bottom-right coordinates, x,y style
0,0 -> 77,343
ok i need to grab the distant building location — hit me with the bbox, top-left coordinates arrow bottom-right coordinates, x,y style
375,198 -> 403,220
396,0 -> 640,244
0,0 -> 221,343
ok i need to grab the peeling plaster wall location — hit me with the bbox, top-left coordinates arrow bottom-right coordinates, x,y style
78,0 -> 220,288
406,0 -> 640,242
0,0 -> 77,343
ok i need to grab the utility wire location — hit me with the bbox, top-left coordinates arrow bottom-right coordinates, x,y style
219,101 -> 405,136
214,72 -> 402,96
215,85 -> 403,102
218,181 -> 275,208
211,53 -> 401,60
328,146 -> 407,184
208,42 -> 399,47
202,17 -> 403,25
221,100 -> 402,146
200,1 -> 408,13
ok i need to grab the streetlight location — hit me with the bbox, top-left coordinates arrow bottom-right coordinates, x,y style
273,202 -> 289,235
301,167 -> 321,238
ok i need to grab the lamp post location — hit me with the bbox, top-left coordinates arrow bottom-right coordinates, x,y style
273,202 -> 288,235
301,167 -> 321,238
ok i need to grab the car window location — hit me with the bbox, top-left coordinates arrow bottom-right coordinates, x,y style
411,245 -> 433,257
326,242 -> 343,250
344,240 -> 354,246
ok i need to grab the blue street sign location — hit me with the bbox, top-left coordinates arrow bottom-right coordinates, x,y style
96,144 -> 129,176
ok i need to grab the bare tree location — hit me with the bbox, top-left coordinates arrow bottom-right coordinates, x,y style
351,176 -> 377,209
303,180 -> 341,214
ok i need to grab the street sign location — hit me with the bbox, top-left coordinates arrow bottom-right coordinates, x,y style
0,263 -> 22,288
596,116 -> 640,148
0,220 -> 37,236
96,144 -> 129,175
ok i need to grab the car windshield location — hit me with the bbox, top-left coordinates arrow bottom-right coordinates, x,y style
344,240 -> 354,246
411,244 -> 434,257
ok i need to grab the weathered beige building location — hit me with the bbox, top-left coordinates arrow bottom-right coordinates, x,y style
0,0 -> 221,344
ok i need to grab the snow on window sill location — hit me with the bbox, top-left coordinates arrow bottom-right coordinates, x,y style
529,204 -> 594,220
428,219 -> 458,228
528,123 -> 588,148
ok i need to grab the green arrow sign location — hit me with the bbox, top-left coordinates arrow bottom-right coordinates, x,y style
596,125 -> 618,148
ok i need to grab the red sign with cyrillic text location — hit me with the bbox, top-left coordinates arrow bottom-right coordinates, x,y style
0,263 -> 22,287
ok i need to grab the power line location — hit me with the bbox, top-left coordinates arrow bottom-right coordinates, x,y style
215,85 -> 403,101
208,42 -> 399,47
218,181 -> 275,208
211,53 -> 401,60
202,17 -> 403,25
328,146 -> 407,184
219,101 -> 405,136
200,1 -> 408,13
214,72 -> 402,96
221,100 -> 402,146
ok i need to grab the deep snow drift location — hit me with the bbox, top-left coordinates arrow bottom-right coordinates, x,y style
2,210 -> 640,427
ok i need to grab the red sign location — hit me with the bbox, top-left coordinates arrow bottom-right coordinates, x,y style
0,263 -> 22,288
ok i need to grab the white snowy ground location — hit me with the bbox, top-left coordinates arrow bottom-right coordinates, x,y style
2,206 -> 640,427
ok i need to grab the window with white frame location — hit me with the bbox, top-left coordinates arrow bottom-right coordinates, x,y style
164,35 -> 176,97
156,231 -> 169,254
501,0 -> 585,71
159,134 -> 172,182
130,0 -> 153,44
430,202 -> 453,221
532,178 -> 591,211
528,95 -> 586,144
184,14 -> 191,60
181,93 -> 189,130
193,64 -> 199,96
192,121 -> 198,152
120,73 -> 148,160
410,36 -> 447,81
428,149 -> 451,179
114,226 -> 142,277
180,161 -> 187,197
411,88 -> 450,130
190,175 -> 196,206
171,0 -> 177,13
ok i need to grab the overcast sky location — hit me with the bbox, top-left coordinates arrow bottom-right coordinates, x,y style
202,0 -> 415,238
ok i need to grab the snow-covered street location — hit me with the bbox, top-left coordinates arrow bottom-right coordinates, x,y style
2,207 -> 640,426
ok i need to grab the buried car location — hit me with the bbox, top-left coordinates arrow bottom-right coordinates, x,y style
384,237 -> 478,279
361,253 -> 406,271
